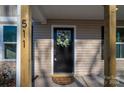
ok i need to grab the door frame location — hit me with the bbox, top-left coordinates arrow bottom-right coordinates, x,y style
51,25 -> 76,75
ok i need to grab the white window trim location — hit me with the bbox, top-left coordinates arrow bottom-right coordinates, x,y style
16,5 -> 21,87
0,24 -> 17,61
0,17 -> 17,22
116,26 -> 124,60
0,26 -> 3,60
51,25 -> 76,75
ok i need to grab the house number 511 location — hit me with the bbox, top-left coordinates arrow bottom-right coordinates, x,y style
22,19 -> 27,48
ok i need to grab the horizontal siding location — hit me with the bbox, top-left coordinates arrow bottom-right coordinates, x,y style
116,60 -> 124,76
0,5 -> 17,17
33,24 -> 52,79
75,24 -> 103,75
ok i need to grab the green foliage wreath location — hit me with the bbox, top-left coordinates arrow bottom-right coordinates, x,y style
56,31 -> 70,47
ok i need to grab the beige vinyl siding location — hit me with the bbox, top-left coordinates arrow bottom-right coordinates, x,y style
33,24 -> 52,86
33,24 -> 52,78
0,5 -> 17,17
75,25 -> 103,75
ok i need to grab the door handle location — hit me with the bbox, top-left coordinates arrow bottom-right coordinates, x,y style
54,58 -> 57,61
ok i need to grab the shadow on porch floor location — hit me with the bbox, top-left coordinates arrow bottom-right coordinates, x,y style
33,74 -> 124,87
33,74 -> 103,87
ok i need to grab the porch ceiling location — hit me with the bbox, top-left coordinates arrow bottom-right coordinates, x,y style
31,5 -> 124,23
40,5 -> 104,20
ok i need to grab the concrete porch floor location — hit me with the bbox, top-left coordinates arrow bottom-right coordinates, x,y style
33,75 -> 124,87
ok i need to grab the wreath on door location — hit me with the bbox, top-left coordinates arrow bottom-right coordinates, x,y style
56,31 -> 71,47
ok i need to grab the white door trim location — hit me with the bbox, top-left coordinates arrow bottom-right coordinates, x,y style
51,25 -> 76,75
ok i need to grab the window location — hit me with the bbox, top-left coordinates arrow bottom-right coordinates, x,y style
0,25 -> 17,60
101,26 -> 124,59
116,27 -> 124,58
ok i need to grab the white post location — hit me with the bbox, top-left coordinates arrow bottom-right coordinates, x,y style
16,5 -> 21,87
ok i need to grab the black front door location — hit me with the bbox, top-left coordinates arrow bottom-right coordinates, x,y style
53,27 -> 74,73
